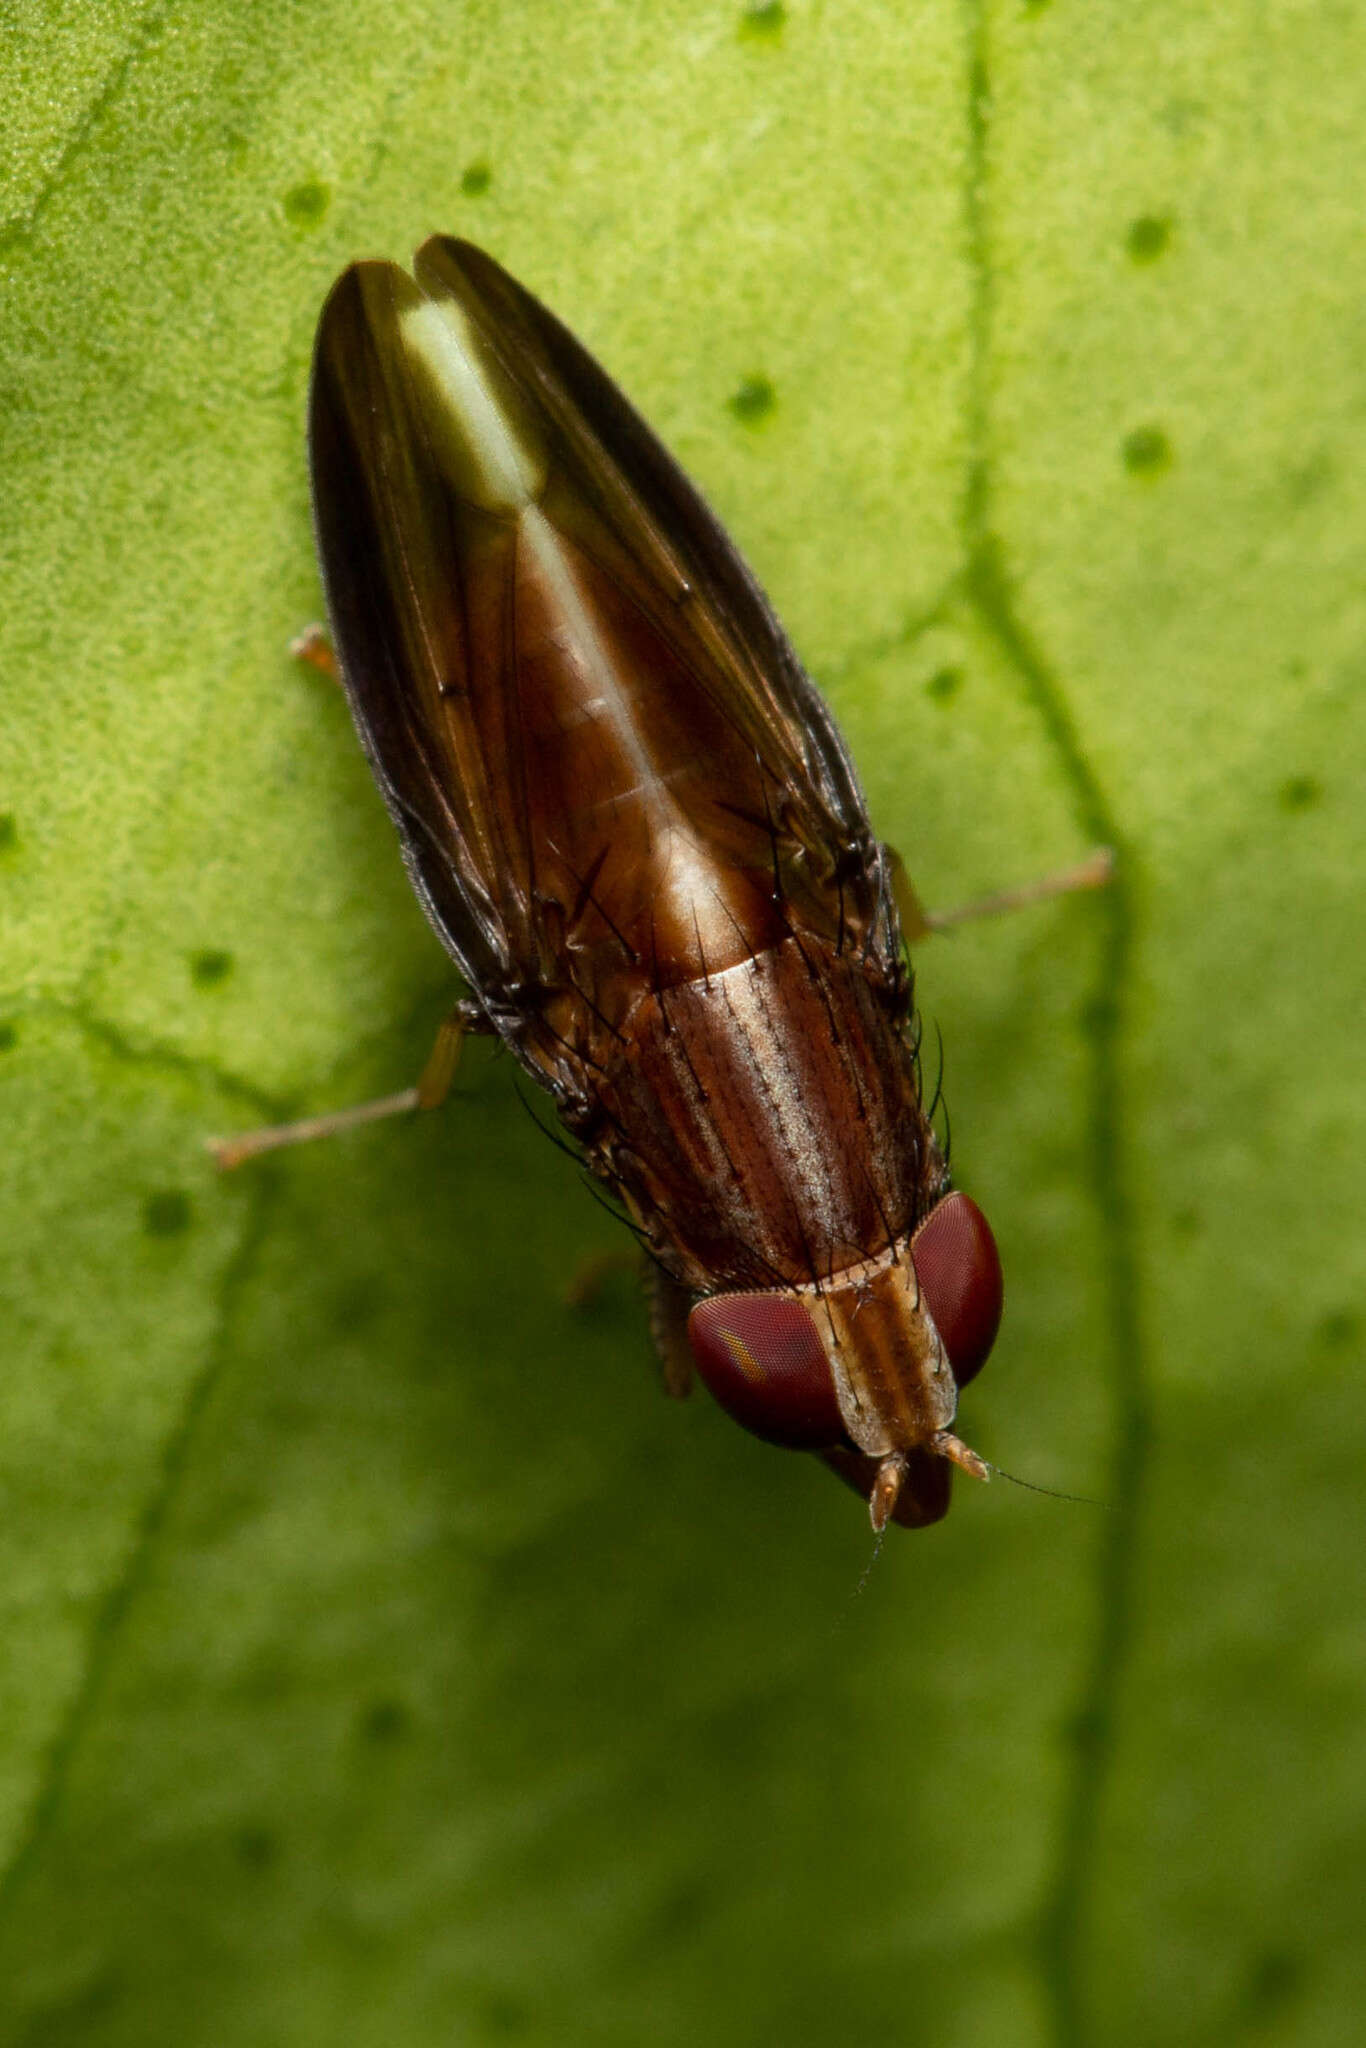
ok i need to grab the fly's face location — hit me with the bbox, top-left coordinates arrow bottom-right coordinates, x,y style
686,1193 -> 1003,1529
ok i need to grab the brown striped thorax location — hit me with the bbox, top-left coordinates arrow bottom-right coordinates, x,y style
306,238 -> 1005,1531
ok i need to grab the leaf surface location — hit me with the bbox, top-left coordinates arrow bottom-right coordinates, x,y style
2,4 -> 1363,2043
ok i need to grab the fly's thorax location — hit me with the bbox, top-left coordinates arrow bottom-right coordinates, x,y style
805,1242 -> 958,1456
586,937 -> 938,1298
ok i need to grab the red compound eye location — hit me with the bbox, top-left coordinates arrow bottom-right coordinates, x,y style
687,1292 -> 844,1448
910,1191 -> 1003,1388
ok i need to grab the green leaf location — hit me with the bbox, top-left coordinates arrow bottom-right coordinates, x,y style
3,3 -> 1362,2043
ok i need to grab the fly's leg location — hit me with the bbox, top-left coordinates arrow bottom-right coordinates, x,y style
208,1001 -> 485,1169
290,623 -> 338,681
888,845 -> 1113,943
211,622 -> 475,1170
646,1265 -> 696,1400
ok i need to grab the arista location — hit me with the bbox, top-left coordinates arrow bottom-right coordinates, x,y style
245,240 -> 1022,1530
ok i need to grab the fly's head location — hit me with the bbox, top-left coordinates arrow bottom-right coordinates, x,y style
685,1192 -> 1003,1530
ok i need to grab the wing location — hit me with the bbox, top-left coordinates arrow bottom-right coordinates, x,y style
309,239 -> 899,1088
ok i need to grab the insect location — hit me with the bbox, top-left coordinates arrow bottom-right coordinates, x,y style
218,239 -> 1108,1530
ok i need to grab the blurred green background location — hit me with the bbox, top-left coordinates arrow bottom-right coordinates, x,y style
3,3 -> 1363,2043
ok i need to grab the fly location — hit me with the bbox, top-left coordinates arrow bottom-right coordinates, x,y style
215,240 -> 1110,1531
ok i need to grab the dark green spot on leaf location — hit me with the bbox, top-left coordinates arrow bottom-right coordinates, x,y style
282,181 -> 330,230
1279,773 -> 1321,811
1161,98 -> 1204,137
728,375 -> 776,426
461,160 -> 493,197
143,1190 -> 193,1237
0,813 -> 17,852
330,1275 -> 388,1334
0,1022 -> 15,1052
1078,993 -> 1119,1041
926,666 -> 963,703
1286,450 -> 1332,507
1126,214 -> 1172,263
739,1 -> 786,39
360,1697 -> 412,1744
1122,424 -> 1172,477
1067,1703 -> 1104,1759
1242,1948 -> 1306,2017
191,949 -> 234,988
236,1825 -> 279,1871
653,1877 -> 711,1940
1318,1309 -> 1358,1349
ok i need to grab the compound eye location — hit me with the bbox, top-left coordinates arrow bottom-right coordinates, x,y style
687,1293 -> 844,1448
910,1192 -> 1003,1388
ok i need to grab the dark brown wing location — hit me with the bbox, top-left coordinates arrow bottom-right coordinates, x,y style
310,239 -> 898,1096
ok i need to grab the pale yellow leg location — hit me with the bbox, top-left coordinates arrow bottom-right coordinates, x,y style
889,845 -> 1113,942
931,1429 -> 992,1483
208,1005 -> 474,1170
868,1453 -> 909,1533
413,1006 -> 468,1109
